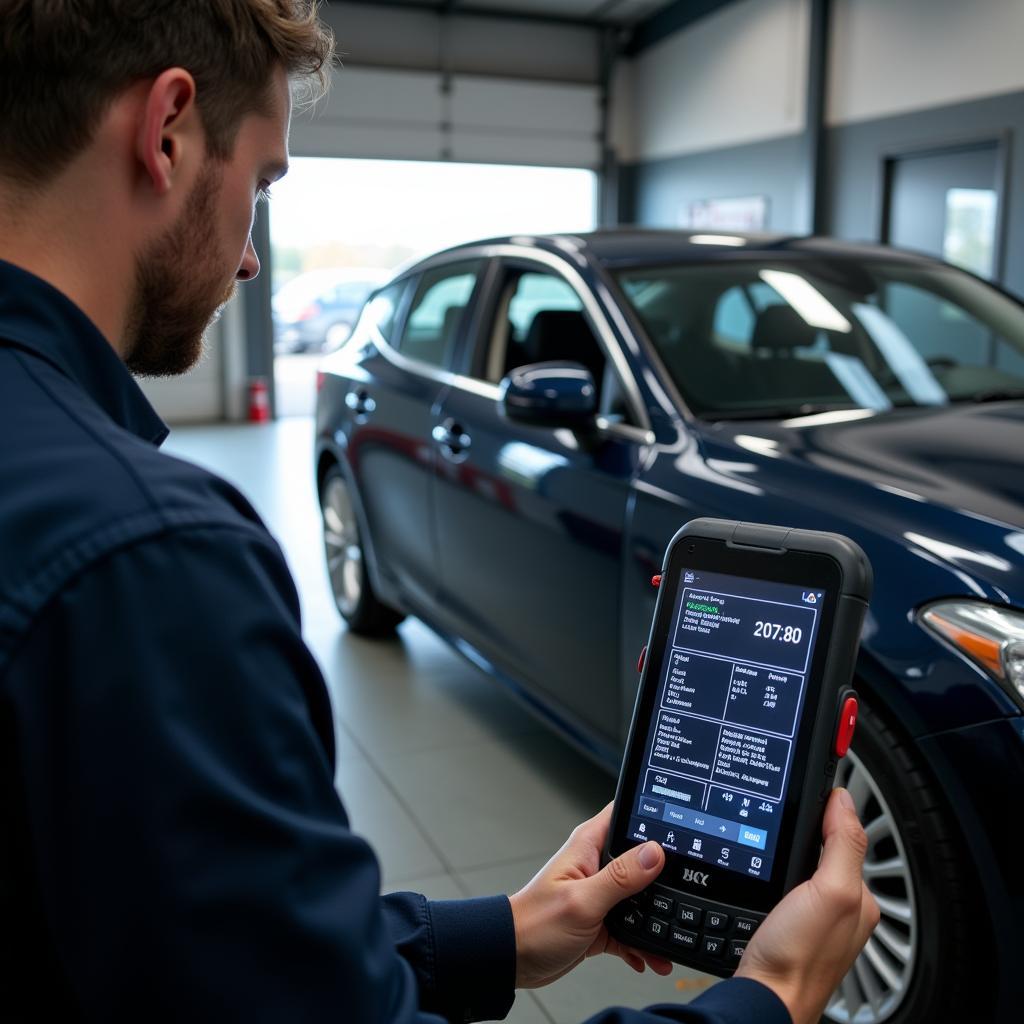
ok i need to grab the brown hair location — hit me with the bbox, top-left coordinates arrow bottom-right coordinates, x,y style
0,0 -> 335,187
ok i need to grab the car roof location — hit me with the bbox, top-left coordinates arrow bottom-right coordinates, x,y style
411,228 -> 939,272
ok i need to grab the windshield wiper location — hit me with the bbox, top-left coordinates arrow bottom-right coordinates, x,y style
703,404 -> 864,422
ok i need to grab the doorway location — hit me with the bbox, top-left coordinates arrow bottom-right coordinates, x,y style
882,141 -> 1004,281
268,158 -> 599,417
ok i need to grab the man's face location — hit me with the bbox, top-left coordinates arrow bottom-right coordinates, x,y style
125,70 -> 291,377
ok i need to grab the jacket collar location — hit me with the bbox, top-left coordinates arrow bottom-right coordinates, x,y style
0,258 -> 169,446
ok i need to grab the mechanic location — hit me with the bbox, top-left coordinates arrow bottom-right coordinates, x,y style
0,2 -> 879,1022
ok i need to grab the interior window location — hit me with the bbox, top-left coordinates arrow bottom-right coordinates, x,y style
398,260 -> 482,368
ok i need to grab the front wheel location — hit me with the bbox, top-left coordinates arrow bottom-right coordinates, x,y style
320,465 -> 405,636
824,697 -> 976,1024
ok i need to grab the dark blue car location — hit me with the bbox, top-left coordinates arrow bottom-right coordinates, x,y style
314,230 -> 1024,1024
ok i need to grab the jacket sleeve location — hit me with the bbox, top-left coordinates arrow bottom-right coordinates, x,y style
591,979 -> 792,1024
381,891 -> 517,1022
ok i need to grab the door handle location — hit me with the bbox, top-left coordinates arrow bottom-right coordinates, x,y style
432,420 -> 472,459
345,389 -> 376,416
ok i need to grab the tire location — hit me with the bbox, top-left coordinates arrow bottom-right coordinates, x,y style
320,464 -> 405,636
823,695 -> 978,1024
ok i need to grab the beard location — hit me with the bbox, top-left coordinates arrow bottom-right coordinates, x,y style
124,161 -> 237,377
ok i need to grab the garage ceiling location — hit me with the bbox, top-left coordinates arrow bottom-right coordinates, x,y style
356,0 -> 676,26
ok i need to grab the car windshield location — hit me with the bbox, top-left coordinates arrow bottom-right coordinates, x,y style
615,258 -> 1024,420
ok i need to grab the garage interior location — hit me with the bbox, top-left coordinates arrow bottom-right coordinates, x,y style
71,1 -> 1024,1022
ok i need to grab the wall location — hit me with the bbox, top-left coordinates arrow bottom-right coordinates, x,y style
823,0 -> 1024,296
612,0 -> 811,232
136,349 -> 223,424
619,0 -> 1024,298
135,296 -> 249,425
823,90 -> 1024,298
621,135 -> 807,230
626,0 -> 807,162
828,0 -> 1024,126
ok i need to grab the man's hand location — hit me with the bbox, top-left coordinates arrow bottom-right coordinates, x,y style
509,803 -> 672,988
736,787 -> 880,1024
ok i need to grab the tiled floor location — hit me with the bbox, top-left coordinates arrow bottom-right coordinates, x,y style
164,418 -> 717,1023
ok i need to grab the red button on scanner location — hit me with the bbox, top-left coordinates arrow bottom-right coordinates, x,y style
835,696 -> 858,758
637,645 -> 647,673
651,575 -> 662,588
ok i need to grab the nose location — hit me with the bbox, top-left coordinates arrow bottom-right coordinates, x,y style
237,234 -> 260,281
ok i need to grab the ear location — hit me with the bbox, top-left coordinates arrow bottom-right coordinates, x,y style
136,68 -> 199,196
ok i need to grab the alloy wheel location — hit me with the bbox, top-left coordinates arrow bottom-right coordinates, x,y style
322,474 -> 363,616
825,749 -> 917,1024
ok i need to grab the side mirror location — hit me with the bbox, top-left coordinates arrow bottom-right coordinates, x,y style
500,361 -> 598,427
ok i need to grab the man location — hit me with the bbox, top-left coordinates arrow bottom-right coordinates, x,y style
0,2 -> 878,1021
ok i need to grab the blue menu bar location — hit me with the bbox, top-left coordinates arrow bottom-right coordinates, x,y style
662,803 -> 739,841
636,795 -> 770,850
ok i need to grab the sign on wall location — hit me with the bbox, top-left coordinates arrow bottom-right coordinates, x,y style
680,195 -> 769,231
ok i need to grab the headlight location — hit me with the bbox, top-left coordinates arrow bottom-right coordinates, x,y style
919,600 -> 1024,710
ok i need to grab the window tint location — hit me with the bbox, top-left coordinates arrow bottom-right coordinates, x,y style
713,287 -> 755,346
480,266 -> 640,427
712,283 -> 787,349
363,281 -> 405,344
333,282 -> 377,306
617,260 -> 1024,418
508,273 -> 584,341
885,283 -> 991,367
399,261 -> 482,368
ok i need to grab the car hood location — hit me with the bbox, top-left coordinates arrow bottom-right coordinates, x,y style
707,401 -> 1024,531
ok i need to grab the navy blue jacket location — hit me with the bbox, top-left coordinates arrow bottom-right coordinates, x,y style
0,258 -> 790,1024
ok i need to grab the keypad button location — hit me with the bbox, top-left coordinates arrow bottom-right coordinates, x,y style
650,893 -> 674,916
676,903 -> 703,927
670,925 -> 699,949
733,917 -> 759,937
727,940 -> 747,963
705,910 -> 730,933
646,917 -> 670,941
702,934 -> 725,957
621,905 -> 645,934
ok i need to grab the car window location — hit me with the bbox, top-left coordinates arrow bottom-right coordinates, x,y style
713,283 -> 787,350
882,281 -> 1024,375
508,273 -> 584,340
617,260 -> 1024,418
398,261 -> 482,369
363,281 -> 406,344
475,266 -> 641,428
713,287 -> 755,347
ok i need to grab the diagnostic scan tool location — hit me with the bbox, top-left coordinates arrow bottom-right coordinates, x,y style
605,518 -> 872,977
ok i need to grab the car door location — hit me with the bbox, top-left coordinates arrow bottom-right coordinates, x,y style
348,259 -> 484,612
430,255 -> 652,745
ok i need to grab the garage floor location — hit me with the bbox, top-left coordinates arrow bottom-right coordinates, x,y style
164,419 -> 716,1023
